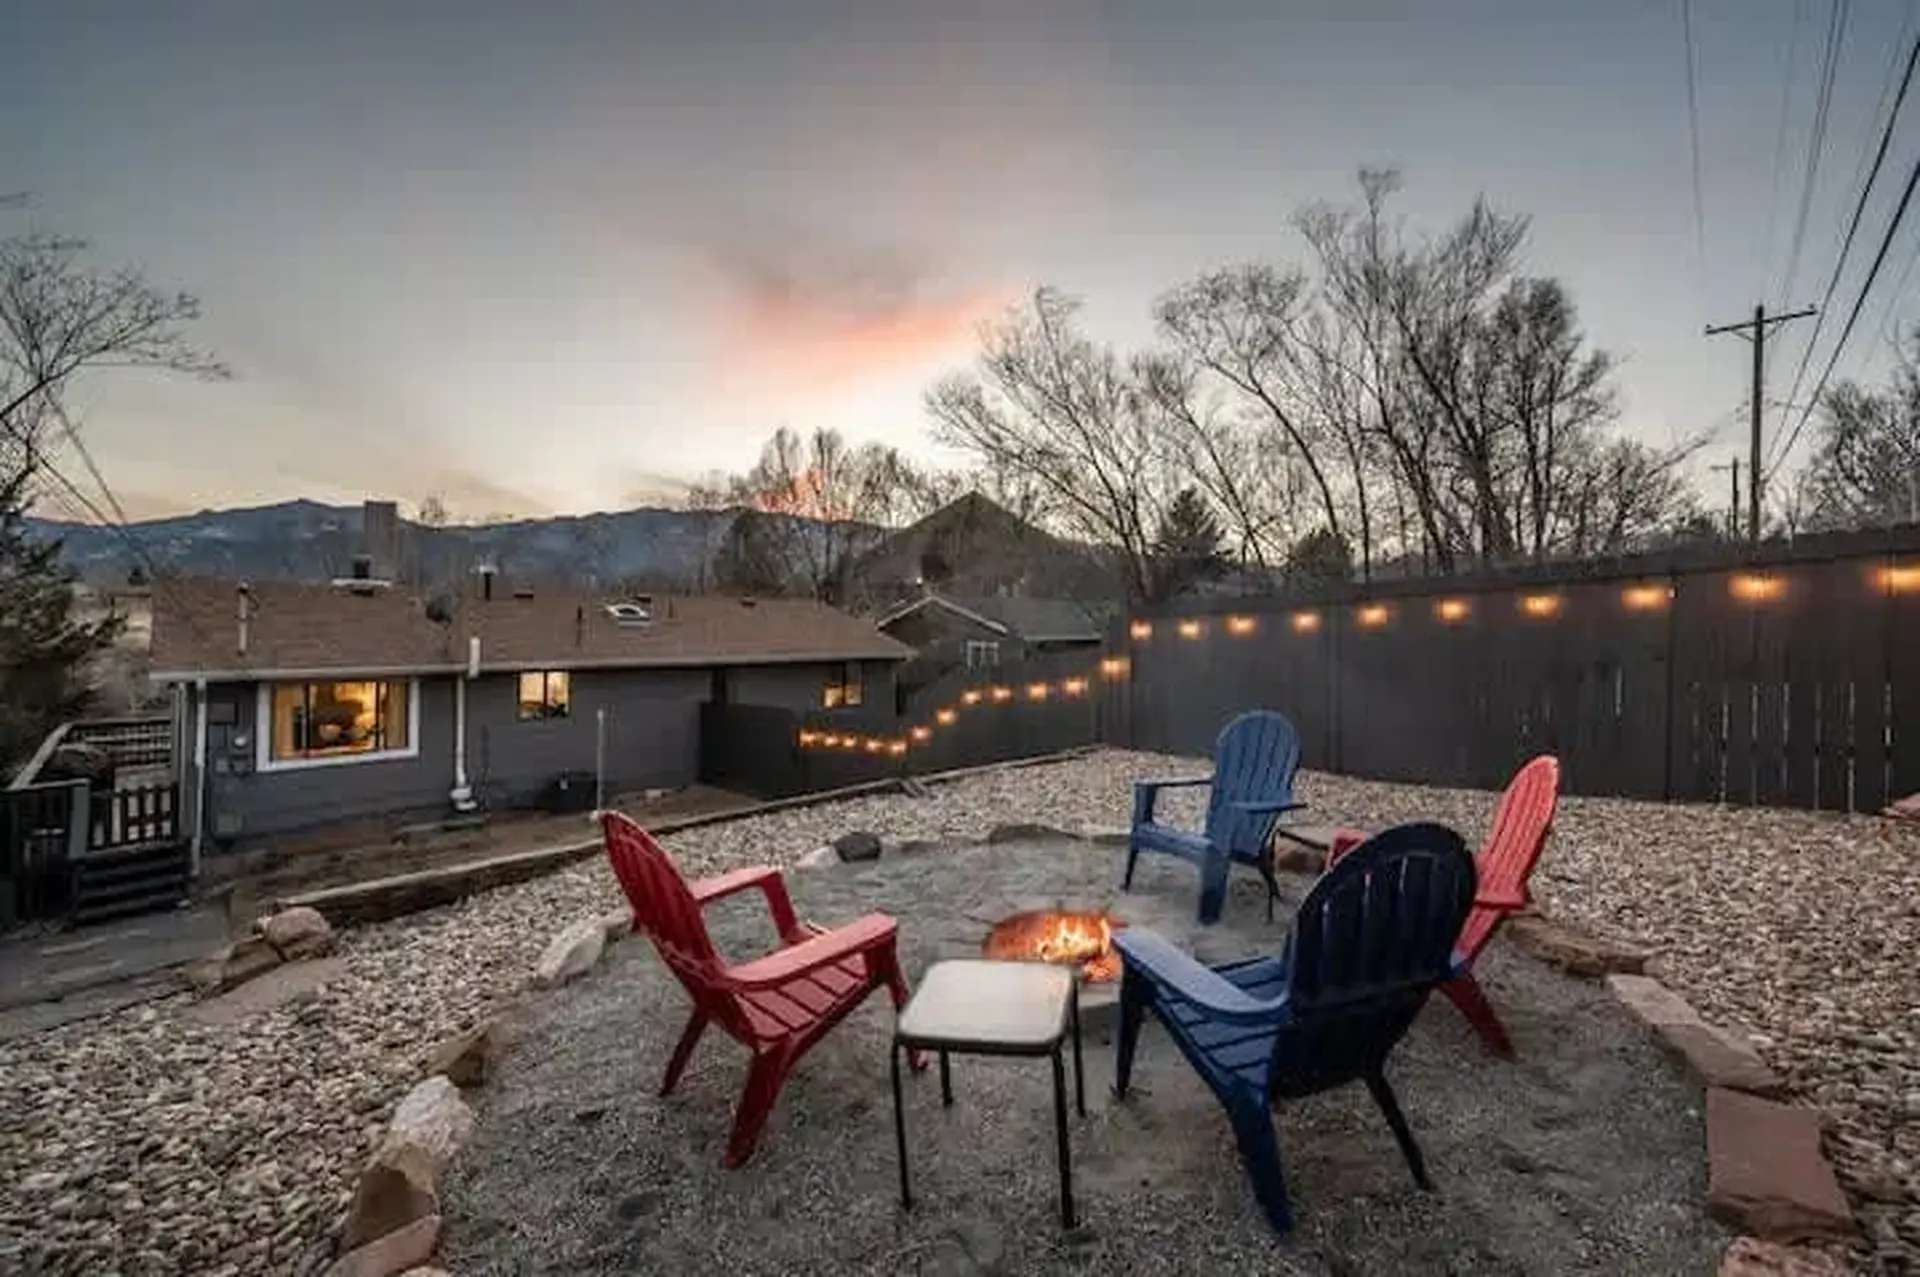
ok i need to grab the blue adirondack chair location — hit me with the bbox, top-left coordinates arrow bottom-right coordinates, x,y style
1112,822 -> 1479,1236
1124,710 -> 1305,925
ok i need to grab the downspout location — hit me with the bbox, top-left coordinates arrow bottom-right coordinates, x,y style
451,636 -> 479,812
190,678 -> 209,876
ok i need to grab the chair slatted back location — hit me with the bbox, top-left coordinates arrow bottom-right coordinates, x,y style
1203,710 -> 1302,856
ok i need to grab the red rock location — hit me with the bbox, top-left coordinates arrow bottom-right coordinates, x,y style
1706,1089 -> 1854,1243
1717,1236 -> 1851,1275
325,1213 -> 441,1277
1509,914 -> 1653,978
1607,975 -> 1782,1095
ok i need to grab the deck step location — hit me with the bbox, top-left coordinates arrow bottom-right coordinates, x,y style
70,842 -> 192,926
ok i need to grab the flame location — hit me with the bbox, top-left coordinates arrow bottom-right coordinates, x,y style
981,909 -> 1125,983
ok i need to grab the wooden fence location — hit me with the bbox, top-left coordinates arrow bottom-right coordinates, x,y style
1,778 -> 184,928
1122,524 -> 1920,812
699,650 -> 1119,799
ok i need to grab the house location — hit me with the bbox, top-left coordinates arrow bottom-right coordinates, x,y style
874,591 -> 1112,694
844,491 -> 1121,608
148,571 -> 911,853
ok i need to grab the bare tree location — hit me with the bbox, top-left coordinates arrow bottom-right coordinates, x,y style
1,227 -> 227,457
1799,328 -> 1920,528
690,426 -> 914,603
925,287 -> 1175,601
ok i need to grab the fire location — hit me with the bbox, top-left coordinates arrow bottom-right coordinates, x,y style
981,909 -> 1125,983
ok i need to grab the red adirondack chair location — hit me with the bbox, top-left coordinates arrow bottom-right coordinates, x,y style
602,811 -> 921,1166
1324,755 -> 1561,1058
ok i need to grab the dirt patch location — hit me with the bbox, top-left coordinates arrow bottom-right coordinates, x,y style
441,838 -> 1727,1276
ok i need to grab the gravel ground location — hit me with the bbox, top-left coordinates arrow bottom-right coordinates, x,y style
0,748 -> 1912,1274
440,835 -> 1723,1276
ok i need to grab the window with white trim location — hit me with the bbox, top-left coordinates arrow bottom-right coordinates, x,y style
517,670 -> 572,721
265,679 -> 414,764
822,661 -> 864,708
965,639 -> 1001,670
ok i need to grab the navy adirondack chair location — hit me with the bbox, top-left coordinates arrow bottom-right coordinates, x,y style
1112,822 -> 1479,1236
1124,710 -> 1305,925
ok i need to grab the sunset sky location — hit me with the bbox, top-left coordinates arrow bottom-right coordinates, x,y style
3,0 -> 1917,522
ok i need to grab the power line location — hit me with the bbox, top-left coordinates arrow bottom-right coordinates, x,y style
1681,0 -> 1710,290
1779,0 -> 1853,308
1769,29 -> 1920,472
1706,304 -> 1819,541
1769,148 -> 1920,481
1764,0 -> 1811,309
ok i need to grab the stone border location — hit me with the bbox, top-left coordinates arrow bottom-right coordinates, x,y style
273,748 -> 1102,929
309,909 -> 642,1276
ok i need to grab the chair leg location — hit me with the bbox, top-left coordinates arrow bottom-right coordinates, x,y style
724,1047 -> 794,1168
1196,854 -> 1229,926
1364,1072 -> 1432,1191
1122,838 -> 1141,891
1113,970 -> 1149,1100
876,947 -> 927,1072
1225,1093 -> 1294,1235
1258,860 -> 1281,924
660,1011 -> 709,1096
1440,972 -> 1515,1059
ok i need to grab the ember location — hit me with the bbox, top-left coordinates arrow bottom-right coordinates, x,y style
981,909 -> 1125,983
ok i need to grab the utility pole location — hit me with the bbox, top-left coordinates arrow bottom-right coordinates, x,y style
1709,458 -> 1741,540
1706,304 -> 1817,544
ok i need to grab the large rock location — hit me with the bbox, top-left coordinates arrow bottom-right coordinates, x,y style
600,908 -> 634,943
386,1076 -> 475,1172
341,1140 -> 439,1251
255,905 -> 337,961
1706,1088 -> 1855,1242
534,918 -> 607,989
832,830 -> 883,862
425,1022 -> 498,1090
1510,914 -> 1654,978
323,1213 -> 441,1277
181,934 -> 283,996
1608,975 -> 1782,1095
1718,1237 -> 1851,1276
795,844 -> 838,869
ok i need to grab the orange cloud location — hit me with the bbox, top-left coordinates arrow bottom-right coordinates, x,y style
677,224 -> 1014,395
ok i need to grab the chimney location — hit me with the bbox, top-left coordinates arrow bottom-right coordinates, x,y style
235,582 -> 253,656
362,499 -> 400,581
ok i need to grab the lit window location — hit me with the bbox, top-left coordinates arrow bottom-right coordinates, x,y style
965,639 -> 1001,670
517,670 -> 571,721
266,680 -> 413,764
823,663 -> 865,709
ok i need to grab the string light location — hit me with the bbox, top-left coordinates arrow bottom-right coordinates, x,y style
1026,682 -> 1050,700
910,726 -> 932,743
1062,677 -> 1089,696
1621,583 -> 1673,611
1876,564 -> 1920,595
1730,572 -> 1785,603
1225,615 -> 1257,636
989,685 -> 1013,703
1176,619 -> 1203,640
1099,657 -> 1129,677
1518,593 -> 1563,619
1434,598 -> 1470,624
1129,620 -> 1153,641
1355,603 -> 1389,629
1290,610 -> 1321,634
936,708 -> 958,726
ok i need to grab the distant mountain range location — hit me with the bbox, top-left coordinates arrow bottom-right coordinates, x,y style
25,499 -> 761,589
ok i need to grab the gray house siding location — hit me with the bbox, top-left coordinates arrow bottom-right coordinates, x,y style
721,660 -> 896,714
466,667 -> 709,807
189,659 -> 904,851
199,677 -> 457,847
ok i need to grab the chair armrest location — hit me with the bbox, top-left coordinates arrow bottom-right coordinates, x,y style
1230,799 -> 1307,816
1136,776 -> 1214,793
1474,883 -> 1530,913
1114,929 -> 1288,1027
726,912 -> 899,990
689,865 -> 802,940
1133,775 -> 1213,826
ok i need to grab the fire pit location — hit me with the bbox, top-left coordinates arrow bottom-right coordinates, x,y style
980,908 -> 1126,1038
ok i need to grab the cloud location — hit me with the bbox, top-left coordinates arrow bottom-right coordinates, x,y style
675,221 -> 1014,395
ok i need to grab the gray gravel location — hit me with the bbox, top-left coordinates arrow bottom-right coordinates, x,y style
440,835 -> 1725,1276
1,748 -> 1912,1274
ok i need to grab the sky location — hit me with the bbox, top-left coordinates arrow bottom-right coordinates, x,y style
3,0 -> 1919,523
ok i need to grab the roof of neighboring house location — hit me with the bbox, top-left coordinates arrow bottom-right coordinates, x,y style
875,592 -> 1109,644
148,578 -> 912,681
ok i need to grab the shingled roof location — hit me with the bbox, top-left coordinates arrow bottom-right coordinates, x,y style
148,578 -> 911,681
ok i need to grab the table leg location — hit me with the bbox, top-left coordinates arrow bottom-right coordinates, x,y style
891,1040 -> 912,1210
1069,982 -> 1086,1118
1051,1046 -> 1076,1229
939,1049 -> 953,1107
